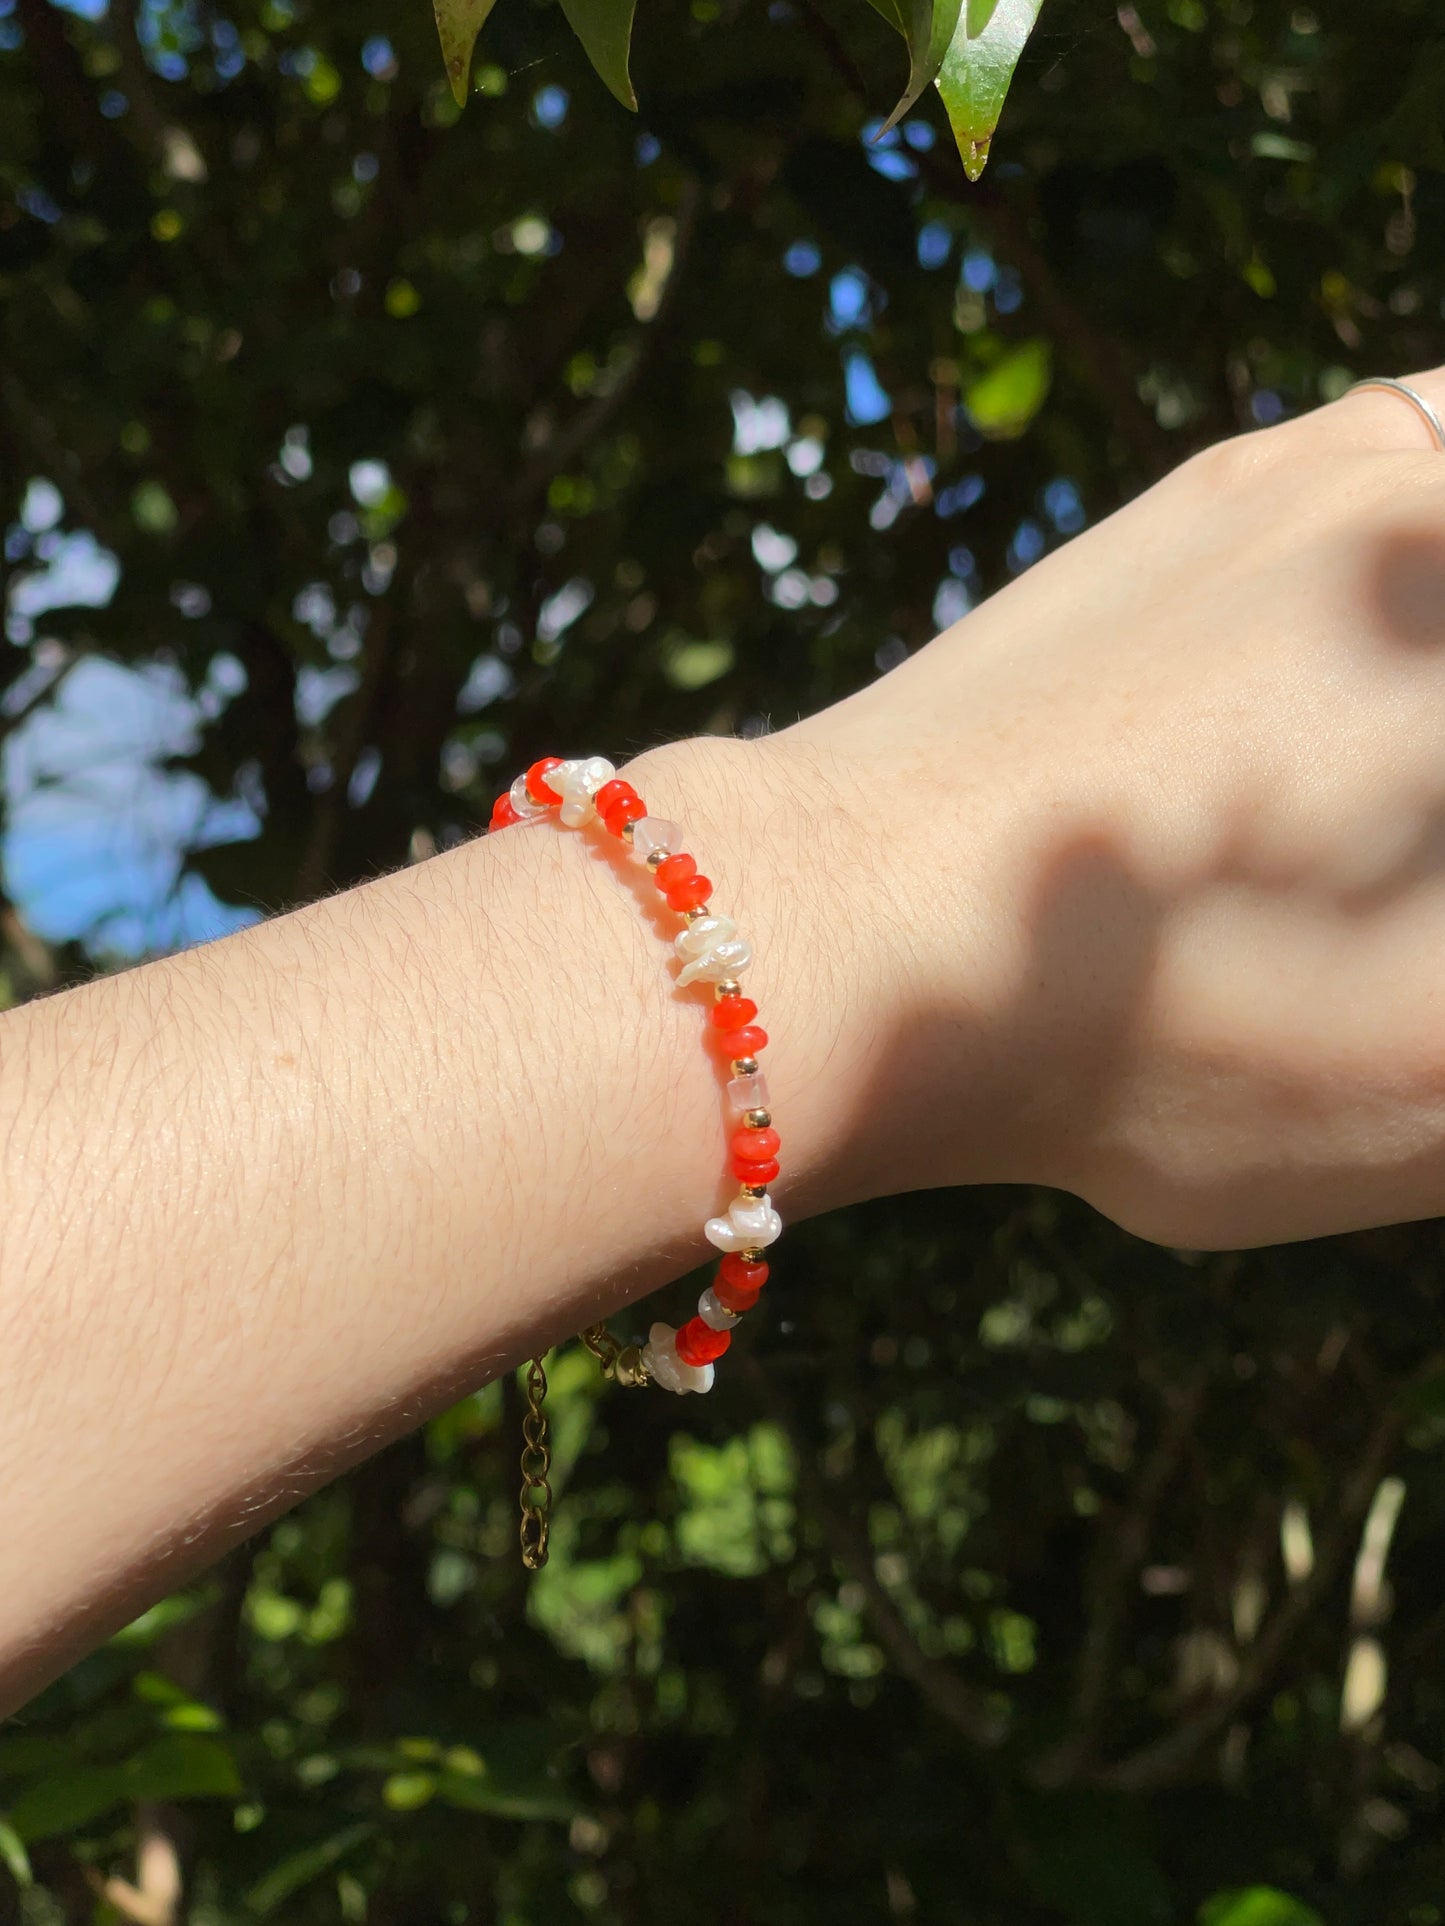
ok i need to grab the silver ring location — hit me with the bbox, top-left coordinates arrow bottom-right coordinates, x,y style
1349,376 -> 1445,452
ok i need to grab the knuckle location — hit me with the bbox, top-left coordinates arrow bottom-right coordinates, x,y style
1174,429 -> 1283,499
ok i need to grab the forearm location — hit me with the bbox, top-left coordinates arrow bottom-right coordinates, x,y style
0,734 -> 898,1709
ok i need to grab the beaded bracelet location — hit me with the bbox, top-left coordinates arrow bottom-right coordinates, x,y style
488,753 -> 784,1567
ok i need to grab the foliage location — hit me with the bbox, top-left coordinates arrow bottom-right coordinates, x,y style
5,0 -> 1445,1920
434,0 -> 1041,175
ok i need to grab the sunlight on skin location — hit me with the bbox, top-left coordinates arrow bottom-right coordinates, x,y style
8,373 -> 1445,1710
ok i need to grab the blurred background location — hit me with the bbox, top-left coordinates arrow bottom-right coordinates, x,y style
5,0 -> 1445,1920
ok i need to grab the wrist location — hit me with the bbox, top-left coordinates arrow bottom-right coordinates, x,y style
618,728 -> 1029,1217
613,732 -> 895,1221
755,705 -> 1065,1205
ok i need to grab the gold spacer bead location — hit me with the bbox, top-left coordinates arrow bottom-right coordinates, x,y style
646,848 -> 668,870
731,1056 -> 759,1078
744,1107 -> 771,1129
713,979 -> 741,1000
684,905 -> 711,923
612,1344 -> 652,1389
741,1183 -> 768,1199
740,1248 -> 766,1264
620,820 -> 635,843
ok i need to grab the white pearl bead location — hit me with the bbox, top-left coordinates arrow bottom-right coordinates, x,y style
549,756 -> 616,828
704,1193 -> 782,1253
632,816 -> 683,862
509,774 -> 549,820
641,1320 -> 715,1395
674,916 -> 753,989
675,914 -> 736,959
678,937 -> 753,989
725,1071 -> 770,1118
698,1287 -> 740,1331
643,1328 -> 688,1394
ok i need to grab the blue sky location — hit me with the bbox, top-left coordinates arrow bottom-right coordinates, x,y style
4,483 -> 259,957
4,653 -> 260,954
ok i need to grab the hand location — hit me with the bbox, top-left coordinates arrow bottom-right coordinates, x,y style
11,370 -> 1444,1702
742,369 -> 1445,1249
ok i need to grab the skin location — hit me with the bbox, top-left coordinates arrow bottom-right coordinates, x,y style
3,371 -> 1445,1712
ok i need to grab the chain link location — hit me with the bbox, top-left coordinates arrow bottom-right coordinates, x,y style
518,1329 -> 653,1570
579,1322 -> 622,1373
580,1322 -> 653,1388
518,1354 -> 552,1570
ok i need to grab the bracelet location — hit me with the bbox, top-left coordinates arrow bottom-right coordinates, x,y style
488,753 -> 785,1567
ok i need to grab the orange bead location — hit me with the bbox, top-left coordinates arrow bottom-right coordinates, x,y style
666,874 -> 713,912
731,1125 -> 781,1163
594,779 -> 637,817
525,757 -> 564,805
727,1025 -> 768,1058
676,1317 -> 731,1366
709,996 -> 758,1031
732,1155 -> 780,1184
490,795 -> 522,830
713,1278 -> 761,1314
603,795 -> 646,836
714,1258 -> 765,1312
654,853 -> 697,892
719,1254 -> 769,1291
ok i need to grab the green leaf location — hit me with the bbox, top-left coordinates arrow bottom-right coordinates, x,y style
131,480 -> 178,535
433,0 -> 500,108
8,1735 -> 241,1844
8,1767 -> 130,1845
879,0 -> 965,138
339,1728 -> 580,1824
381,1771 -> 436,1811
557,0 -> 638,110
114,1732 -> 240,1802
431,1769 -> 581,1822
1200,1892 -> 1326,1926
109,1592 -> 211,1647
244,1825 -> 374,1916
663,638 -> 735,690
132,1672 -> 225,1731
963,338 -> 1051,437
936,0 -> 1043,180
0,1819 -> 32,1889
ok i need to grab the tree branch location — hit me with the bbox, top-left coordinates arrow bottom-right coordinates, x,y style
512,178 -> 702,512
744,1359 -> 1008,1750
1031,1365 -> 1209,1787
1090,1376 -> 1424,1792
292,599 -> 397,904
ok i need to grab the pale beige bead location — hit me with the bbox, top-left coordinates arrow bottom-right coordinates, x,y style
704,1193 -> 782,1253
641,1321 -> 715,1395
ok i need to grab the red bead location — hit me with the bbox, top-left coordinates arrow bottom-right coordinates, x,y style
594,779 -> 637,817
675,1317 -> 731,1367
525,757 -> 564,806
713,1278 -> 761,1314
603,796 -> 647,837
732,1155 -> 780,1184
666,874 -> 713,912
490,795 -> 522,830
731,1125 -> 781,1163
719,1254 -> 769,1291
709,996 -> 758,1031
654,853 -> 697,892
727,1025 -> 769,1058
